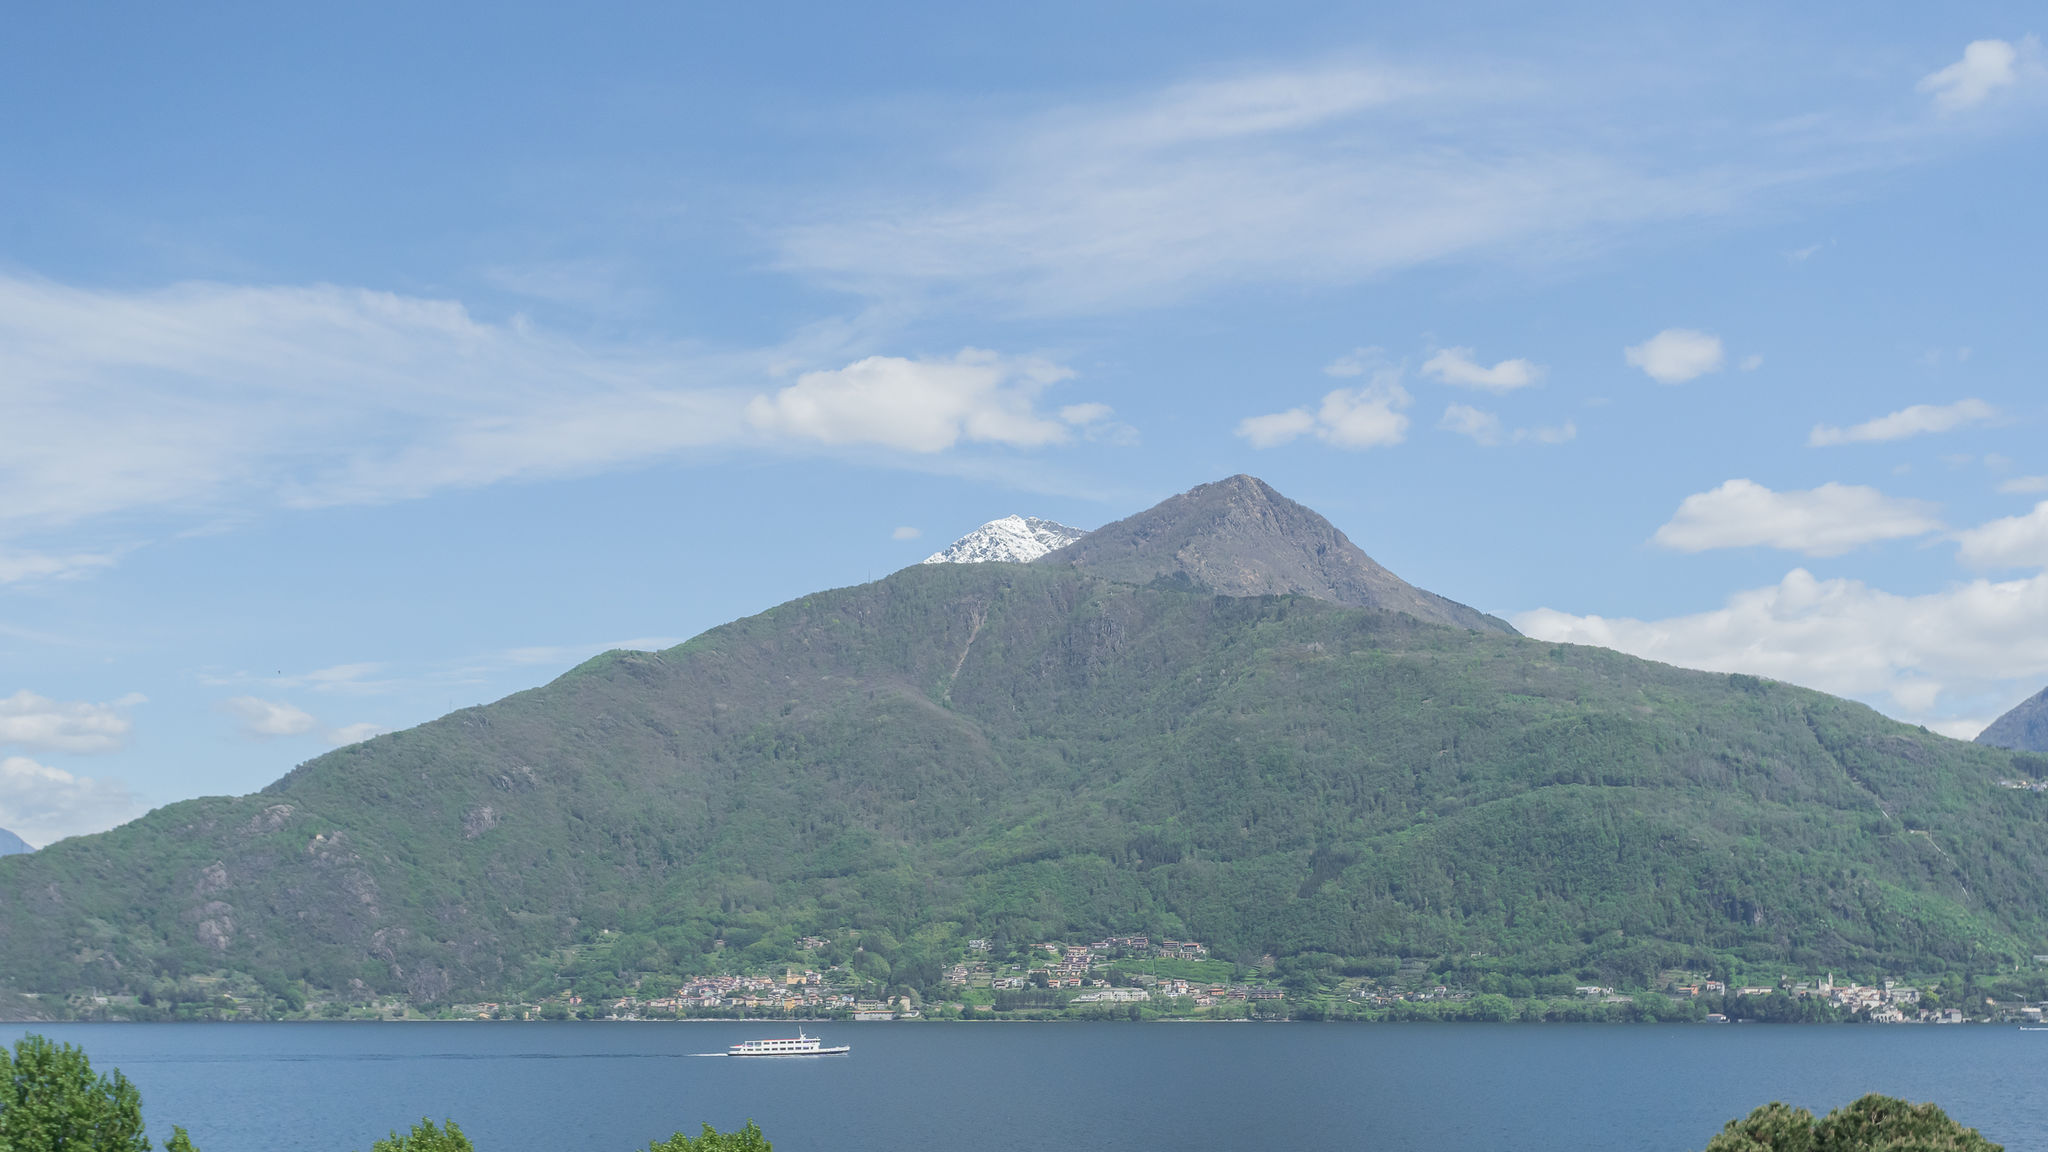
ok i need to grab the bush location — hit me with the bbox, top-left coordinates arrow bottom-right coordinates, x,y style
1704,1095 -> 2000,1151
367,1119 -> 473,1152
648,1121 -> 772,1152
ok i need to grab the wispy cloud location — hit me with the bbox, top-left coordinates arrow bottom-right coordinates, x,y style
1420,348 -> 1542,393
0,274 -> 1107,575
1439,403 -> 1503,445
773,58 -> 1854,314
1809,398 -> 1997,446
0,550 -> 121,586
1439,403 -> 1576,447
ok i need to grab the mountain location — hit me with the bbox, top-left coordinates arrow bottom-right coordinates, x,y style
1,477 -> 2043,1011
1977,686 -> 2048,754
0,828 -> 29,856
1037,475 -> 1514,634
923,515 -> 1085,564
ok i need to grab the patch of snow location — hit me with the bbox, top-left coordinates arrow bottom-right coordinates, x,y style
922,516 -> 1085,565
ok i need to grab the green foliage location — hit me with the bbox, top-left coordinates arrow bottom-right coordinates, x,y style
367,1119 -> 473,1152
1813,1095 -> 2000,1152
1705,1095 -> 1999,1152
1706,1101 -> 1817,1152
647,1121 -> 771,1152
164,1129 -> 200,1152
0,1034 -> 150,1152
2,563 -> 2046,1004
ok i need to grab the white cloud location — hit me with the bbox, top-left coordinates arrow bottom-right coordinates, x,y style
1058,402 -> 1114,426
1241,381 -> 1411,451
1738,354 -> 1764,371
1420,348 -> 1542,393
892,526 -> 922,541
1236,409 -> 1319,449
1315,385 -> 1413,448
219,695 -> 393,747
325,722 -> 388,747
0,691 -> 139,754
1652,479 -> 1942,556
0,755 -> 147,847
745,350 -> 1084,453
221,696 -> 319,738
1998,475 -> 2048,495
1809,398 -> 1997,446
1440,403 -> 1503,445
1955,501 -> 2048,569
1514,421 -> 1578,445
1917,39 -> 2022,111
1517,567 -> 2048,729
1624,329 -> 1724,384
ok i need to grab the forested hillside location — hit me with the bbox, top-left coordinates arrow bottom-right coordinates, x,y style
2,560 -> 2043,1007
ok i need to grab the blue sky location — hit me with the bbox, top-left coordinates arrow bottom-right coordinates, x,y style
4,3 -> 2047,845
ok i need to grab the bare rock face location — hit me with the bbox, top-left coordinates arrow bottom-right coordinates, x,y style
1978,686 -> 2048,753
1037,474 -> 1515,634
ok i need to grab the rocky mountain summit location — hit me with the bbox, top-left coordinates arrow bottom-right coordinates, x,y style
1978,686 -> 2048,753
1037,474 -> 1515,634
0,828 -> 29,856
922,515 -> 1085,565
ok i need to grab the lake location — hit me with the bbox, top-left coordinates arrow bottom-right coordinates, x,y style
7,1021 -> 2046,1152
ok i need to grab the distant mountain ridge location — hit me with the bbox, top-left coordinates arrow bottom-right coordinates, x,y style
0,828 -> 28,856
923,515 -> 1085,565
1,475 -> 2042,1012
1038,474 -> 1514,634
1978,686 -> 2048,753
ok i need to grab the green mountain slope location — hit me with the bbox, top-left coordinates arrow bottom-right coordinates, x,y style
2,561 -> 2043,1004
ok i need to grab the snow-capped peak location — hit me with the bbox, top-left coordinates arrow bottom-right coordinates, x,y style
922,515 -> 1086,565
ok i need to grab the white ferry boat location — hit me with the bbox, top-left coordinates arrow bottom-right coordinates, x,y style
727,1030 -> 849,1057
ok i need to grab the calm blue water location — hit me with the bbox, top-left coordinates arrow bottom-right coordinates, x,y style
6,1022 -> 2045,1152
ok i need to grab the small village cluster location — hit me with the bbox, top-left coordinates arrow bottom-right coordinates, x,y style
424,933 -> 2048,1025
945,935 -> 1214,990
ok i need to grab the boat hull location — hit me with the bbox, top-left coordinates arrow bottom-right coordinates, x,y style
729,1046 -> 850,1057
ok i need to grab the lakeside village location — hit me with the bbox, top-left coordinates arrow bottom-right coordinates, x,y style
61,934 -> 2048,1025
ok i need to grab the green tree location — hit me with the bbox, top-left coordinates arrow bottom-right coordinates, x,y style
647,1121 -> 772,1152
1703,1095 -> 1999,1152
0,1034 -> 151,1152
1705,1102 -> 1817,1152
1467,993 -> 1515,1022
366,1119 -> 473,1152
1812,1095 -> 2000,1152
